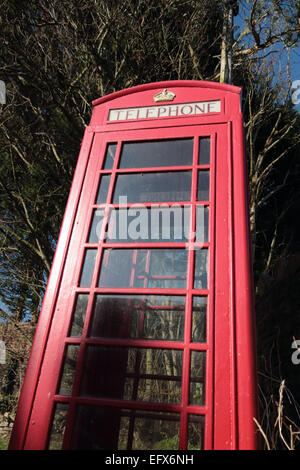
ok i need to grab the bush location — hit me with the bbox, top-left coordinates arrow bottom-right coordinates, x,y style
0,395 -> 18,415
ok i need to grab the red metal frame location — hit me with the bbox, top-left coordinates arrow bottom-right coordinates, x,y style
9,80 -> 259,450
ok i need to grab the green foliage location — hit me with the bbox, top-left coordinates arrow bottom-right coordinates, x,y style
153,434 -> 179,450
0,436 -> 9,450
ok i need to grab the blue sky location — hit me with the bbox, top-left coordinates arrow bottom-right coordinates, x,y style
235,1 -> 300,113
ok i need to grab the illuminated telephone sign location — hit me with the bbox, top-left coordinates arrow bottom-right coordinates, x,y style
9,81 -> 259,450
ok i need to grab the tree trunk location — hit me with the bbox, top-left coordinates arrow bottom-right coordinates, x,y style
220,3 -> 233,84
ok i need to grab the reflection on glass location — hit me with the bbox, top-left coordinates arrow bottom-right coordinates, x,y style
119,139 -> 193,169
190,351 -> 206,406
125,411 -> 180,450
198,137 -> 210,165
88,209 -> 105,243
71,405 -> 122,449
195,206 -> 209,243
194,249 -> 208,289
192,297 -> 207,343
89,294 -> 186,341
127,348 -> 183,404
71,406 -> 180,450
98,249 -> 188,289
96,175 -> 110,204
58,345 -> 79,395
80,346 -> 183,404
112,171 -> 192,204
188,415 -> 205,450
79,249 -> 97,287
69,294 -> 89,337
103,143 -> 117,170
48,403 -> 69,450
106,206 -> 190,243
197,171 -> 209,201
80,346 -> 128,400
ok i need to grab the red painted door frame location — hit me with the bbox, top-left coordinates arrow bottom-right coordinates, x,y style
9,80 -> 259,450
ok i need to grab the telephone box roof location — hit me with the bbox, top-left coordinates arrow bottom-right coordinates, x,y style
92,80 -> 242,107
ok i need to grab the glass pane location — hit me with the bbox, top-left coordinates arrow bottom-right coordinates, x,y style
119,139 -> 193,169
129,411 -> 180,450
96,175 -> 110,204
98,249 -> 188,289
89,294 -> 186,341
198,137 -> 210,165
190,351 -> 206,406
87,209 -> 105,243
69,294 -> 89,337
80,346 -> 183,404
188,415 -> 205,450
128,348 -> 182,404
197,171 -> 209,201
196,206 -> 209,243
192,297 -> 207,343
79,249 -> 97,287
58,345 -> 79,395
80,346 -> 129,399
71,406 -> 179,450
112,171 -> 192,204
118,415 -> 130,450
48,403 -> 69,450
106,206 -> 190,243
71,405 -> 123,450
103,143 -> 117,170
194,249 -> 208,289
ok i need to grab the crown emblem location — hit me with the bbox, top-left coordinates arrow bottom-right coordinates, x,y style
153,89 -> 176,102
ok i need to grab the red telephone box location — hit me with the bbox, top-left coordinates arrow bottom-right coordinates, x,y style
9,80 -> 259,450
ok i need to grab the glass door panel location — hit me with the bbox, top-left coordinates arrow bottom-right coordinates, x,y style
112,171 -> 192,204
119,138 -> 193,168
89,294 -> 186,341
40,126 -> 218,451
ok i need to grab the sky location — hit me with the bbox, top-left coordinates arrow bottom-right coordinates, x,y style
235,1 -> 300,113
